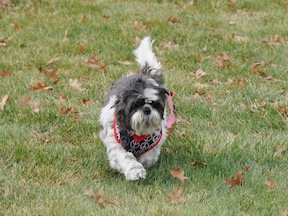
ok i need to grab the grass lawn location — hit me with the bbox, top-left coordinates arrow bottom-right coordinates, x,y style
1,0 -> 288,215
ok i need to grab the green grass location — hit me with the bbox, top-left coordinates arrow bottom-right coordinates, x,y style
1,0 -> 288,215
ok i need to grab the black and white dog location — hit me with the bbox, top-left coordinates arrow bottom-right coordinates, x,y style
99,37 -> 168,180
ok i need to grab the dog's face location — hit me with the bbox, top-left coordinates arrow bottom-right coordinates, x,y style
114,77 -> 168,135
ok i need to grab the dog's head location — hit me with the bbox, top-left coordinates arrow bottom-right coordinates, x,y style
114,76 -> 168,135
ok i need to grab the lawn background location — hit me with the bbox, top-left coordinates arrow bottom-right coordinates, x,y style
0,0 -> 287,215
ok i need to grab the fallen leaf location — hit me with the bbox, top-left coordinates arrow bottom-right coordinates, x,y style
264,173 -> 277,192
251,61 -> 265,76
12,22 -> 21,30
0,36 -> 13,47
192,161 -> 207,168
69,79 -> 85,92
243,166 -> 250,173
215,52 -> 231,67
63,29 -> 69,42
269,35 -> 284,46
167,186 -> 186,204
195,69 -> 208,81
78,45 -> 85,53
165,148 -> 171,154
231,33 -> 249,42
226,171 -> 244,189
197,55 -> 210,67
135,36 -> 141,45
274,145 -> 287,157
160,40 -> 179,50
85,55 -> 108,70
46,57 -> 60,66
85,188 -> 120,206
103,15 -> 110,20
170,167 -> 189,185
0,0 -> 11,6
0,95 -> 9,110
118,61 -> 132,65
134,21 -> 147,31
0,69 -> 13,77
81,98 -> 94,106
20,97 -> 41,113
30,82 -> 52,91
168,17 -> 181,24
38,67 -> 59,79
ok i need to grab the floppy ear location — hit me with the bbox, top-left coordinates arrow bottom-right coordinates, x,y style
113,95 -> 131,132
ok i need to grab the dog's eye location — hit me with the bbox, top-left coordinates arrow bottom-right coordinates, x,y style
134,98 -> 146,108
150,101 -> 160,108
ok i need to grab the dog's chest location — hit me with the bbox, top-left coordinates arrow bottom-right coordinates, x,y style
114,118 -> 162,157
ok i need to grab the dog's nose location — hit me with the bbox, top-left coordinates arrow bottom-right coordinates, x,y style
143,107 -> 151,115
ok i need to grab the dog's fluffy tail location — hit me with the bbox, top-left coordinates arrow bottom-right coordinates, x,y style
133,36 -> 164,85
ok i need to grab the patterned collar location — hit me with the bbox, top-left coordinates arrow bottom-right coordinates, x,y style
113,116 -> 162,158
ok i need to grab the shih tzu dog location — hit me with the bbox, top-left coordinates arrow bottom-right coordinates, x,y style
99,36 -> 169,181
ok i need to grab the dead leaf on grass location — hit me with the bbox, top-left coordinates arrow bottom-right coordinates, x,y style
30,82 -> 53,91
69,79 -> 85,92
0,69 -> 13,77
274,145 -> 287,157
46,57 -> 60,66
215,52 -> 231,67
195,69 -> 208,81
167,186 -> 186,204
118,61 -> 132,65
134,21 -> 147,31
63,29 -> 69,42
0,36 -> 13,47
264,173 -> 277,192
192,161 -> 207,168
226,171 -> 245,189
160,40 -> 179,50
0,95 -> 9,110
231,33 -> 249,42
85,188 -> 120,206
170,167 -> 189,185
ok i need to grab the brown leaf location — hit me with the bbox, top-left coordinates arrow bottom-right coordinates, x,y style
30,82 -> 52,91
135,36 -> 141,45
167,186 -> 186,204
226,171 -> 245,189
0,95 -> 9,110
243,166 -> 250,173
269,35 -> 284,46
192,161 -> 207,168
85,55 -> 107,70
0,69 -> 13,77
170,167 -> 189,185
103,15 -> 110,20
231,33 -> 249,42
46,57 -> 60,66
63,29 -> 69,42
134,21 -> 147,31
215,52 -> 230,67
69,79 -> 85,92
13,23 -> 21,30
0,36 -> 13,47
264,173 -> 277,192
20,97 -> 41,113
195,69 -> 208,81
85,188 -> 120,206
78,45 -> 85,53
168,17 -> 181,24
118,61 -> 132,65
274,145 -> 287,157
251,61 -> 265,76
160,40 -> 179,50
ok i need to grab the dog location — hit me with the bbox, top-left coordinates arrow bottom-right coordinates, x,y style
99,36 -> 169,181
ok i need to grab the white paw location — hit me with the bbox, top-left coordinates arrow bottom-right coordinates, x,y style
125,166 -> 147,181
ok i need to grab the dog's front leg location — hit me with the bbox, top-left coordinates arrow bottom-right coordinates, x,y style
106,144 -> 147,181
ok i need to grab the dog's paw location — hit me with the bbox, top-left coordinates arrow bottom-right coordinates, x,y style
125,165 -> 147,181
